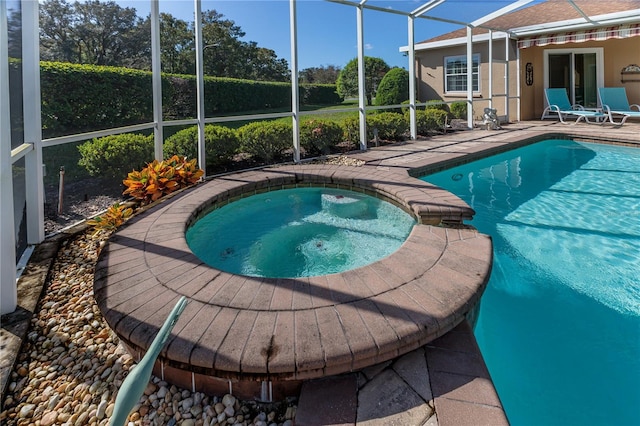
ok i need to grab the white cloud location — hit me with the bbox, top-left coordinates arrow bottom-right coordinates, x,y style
365,43 -> 373,50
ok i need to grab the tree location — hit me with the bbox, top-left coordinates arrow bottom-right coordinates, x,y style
200,10 -> 289,81
244,45 -> 290,82
299,65 -> 341,84
40,0 -> 76,62
200,10 -> 246,77
158,13 -> 193,74
336,57 -> 390,105
40,0 -> 148,67
374,67 -> 409,107
6,5 -> 22,58
38,1 -> 290,81
73,0 -> 144,66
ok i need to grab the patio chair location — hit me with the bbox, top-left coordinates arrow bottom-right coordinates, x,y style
542,88 -> 607,124
598,87 -> 640,125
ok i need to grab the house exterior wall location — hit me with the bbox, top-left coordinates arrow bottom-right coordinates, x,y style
519,37 -> 640,120
416,36 -> 640,122
415,38 -> 519,122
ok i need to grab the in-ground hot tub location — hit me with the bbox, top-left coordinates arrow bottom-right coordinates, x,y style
93,164 -> 493,401
186,187 -> 417,278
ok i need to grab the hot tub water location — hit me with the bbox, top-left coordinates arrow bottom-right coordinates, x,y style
186,187 -> 416,278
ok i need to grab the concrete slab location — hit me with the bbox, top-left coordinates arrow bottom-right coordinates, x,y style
296,374 -> 358,426
392,347 -> 433,403
356,368 -> 434,425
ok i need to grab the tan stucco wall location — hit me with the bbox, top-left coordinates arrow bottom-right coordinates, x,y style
415,39 -> 519,121
519,46 -> 542,121
519,37 -> 640,120
417,36 -> 640,122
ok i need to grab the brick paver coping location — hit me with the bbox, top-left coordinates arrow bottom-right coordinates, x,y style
93,164 -> 493,400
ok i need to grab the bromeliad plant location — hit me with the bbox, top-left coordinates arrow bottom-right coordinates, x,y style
123,155 -> 204,204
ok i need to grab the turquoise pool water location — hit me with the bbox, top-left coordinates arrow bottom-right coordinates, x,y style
423,139 -> 640,425
186,187 -> 416,278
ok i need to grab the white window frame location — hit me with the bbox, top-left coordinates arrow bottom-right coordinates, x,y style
444,53 -> 480,94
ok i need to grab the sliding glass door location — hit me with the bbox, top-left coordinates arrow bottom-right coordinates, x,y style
545,48 -> 603,108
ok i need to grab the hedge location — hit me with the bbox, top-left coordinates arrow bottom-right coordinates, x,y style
367,112 -> 408,141
237,121 -> 293,163
300,84 -> 341,105
412,109 -> 448,135
299,119 -> 344,156
77,133 -> 154,179
40,62 -> 153,138
37,61 -> 341,138
450,101 -> 467,119
342,112 -> 408,143
163,124 -> 240,171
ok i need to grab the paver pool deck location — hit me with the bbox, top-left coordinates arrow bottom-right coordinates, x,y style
4,120 -> 639,425
93,163 -> 493,399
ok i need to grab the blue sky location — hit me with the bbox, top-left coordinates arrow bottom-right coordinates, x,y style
121,0 -> 535,70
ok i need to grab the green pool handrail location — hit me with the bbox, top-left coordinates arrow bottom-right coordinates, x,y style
110,296 -> 188,426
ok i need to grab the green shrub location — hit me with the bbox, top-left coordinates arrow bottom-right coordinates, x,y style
164,124 -> 240,171
341,112 -> 408,143
237,121 -> 293,163
450,101 -> 467,119
411,109 -> 448,135
299,119 -> 344,156
400,100 -> 411,114
424,99 -> 449,113
367,112 -> 408,141
78,133 -> 154,178
374,68 -> 409,107
340,115 -> 361,145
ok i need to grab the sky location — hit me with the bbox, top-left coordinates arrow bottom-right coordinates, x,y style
119,0 -> 538,70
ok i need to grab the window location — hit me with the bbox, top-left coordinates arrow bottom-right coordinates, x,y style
445,54 -> 480,93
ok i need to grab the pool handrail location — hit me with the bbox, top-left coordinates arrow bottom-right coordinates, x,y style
110,296 -> 188,426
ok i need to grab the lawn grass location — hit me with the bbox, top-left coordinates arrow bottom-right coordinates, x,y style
211,100 -> 361,128
49,100 -> 375,185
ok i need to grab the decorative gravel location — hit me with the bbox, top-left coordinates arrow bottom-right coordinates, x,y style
0,230 -> 297,426
2,156 -> 369,425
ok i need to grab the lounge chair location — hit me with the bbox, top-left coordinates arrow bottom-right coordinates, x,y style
598,87 -> 640,125
542,88 -> 607,124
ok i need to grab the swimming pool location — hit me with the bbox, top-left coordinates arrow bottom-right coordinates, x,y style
422,139 -> 640,425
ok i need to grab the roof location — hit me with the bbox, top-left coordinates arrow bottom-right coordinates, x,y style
419,0 -> 640,44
